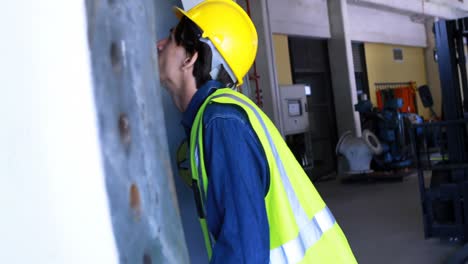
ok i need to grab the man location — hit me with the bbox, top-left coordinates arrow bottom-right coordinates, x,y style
157,0 -> 357,263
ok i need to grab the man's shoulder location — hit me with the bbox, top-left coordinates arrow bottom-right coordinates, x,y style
203,102 -> 249,126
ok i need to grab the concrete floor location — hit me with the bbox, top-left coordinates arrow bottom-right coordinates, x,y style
315,174 -> 461,264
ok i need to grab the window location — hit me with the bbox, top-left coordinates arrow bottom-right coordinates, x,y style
393,48 -> 403,62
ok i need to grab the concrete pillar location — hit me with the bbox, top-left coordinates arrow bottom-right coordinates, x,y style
156,1 -> 208,263
240,0 -> 284,134
85,0 -> 190,262
327,0 -> 362,137
424,18 -> 442,117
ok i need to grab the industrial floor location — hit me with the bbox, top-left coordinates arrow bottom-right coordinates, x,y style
315,173 -> 461,264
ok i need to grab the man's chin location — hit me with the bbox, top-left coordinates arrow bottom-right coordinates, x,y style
158,77 -> 168,87
159,81 -> 174,95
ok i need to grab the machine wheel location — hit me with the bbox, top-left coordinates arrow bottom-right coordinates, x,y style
430,168 -> 454,223
446,243 -> 468,264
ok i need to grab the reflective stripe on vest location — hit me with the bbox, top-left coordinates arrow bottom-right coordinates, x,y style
207,93 -> 337,263
194,145 -> 207,212
270,207 -> 336,264
189,88 -> 217,258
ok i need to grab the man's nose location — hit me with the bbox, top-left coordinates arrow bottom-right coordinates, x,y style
156,38 -> 168,52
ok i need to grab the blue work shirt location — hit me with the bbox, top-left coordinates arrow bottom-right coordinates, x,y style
181,80 -> 270,264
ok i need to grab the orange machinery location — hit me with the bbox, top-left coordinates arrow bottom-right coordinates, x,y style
375,81 -> 417,113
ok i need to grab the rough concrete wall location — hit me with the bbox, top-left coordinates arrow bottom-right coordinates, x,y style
348,4 -> 427,47
349,0 -> 468,19
85,0 -> 189,263
155,1 -> 209,263
268,0 -> 430,47
268,0 -> 331,38
424,19 -> 442,117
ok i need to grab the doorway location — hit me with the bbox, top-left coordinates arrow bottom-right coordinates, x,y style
288,37 -> 338,181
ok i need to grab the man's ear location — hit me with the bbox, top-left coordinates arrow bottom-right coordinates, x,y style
182,52 -> 198,71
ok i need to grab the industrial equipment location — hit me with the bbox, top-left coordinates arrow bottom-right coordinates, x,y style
418,84 -> 439,120
375,82 -> 418,113
279,84 -> 315,175
279,84 -> 311,136
354,93 -> 418,172
409,17 -> 468,263
336,129 -> 382,175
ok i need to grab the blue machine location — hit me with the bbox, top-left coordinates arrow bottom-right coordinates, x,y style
355,97 -> 422,171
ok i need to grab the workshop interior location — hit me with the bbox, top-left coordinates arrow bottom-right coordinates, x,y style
4,0 -> 468,263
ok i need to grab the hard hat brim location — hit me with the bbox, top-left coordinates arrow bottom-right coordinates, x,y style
173,6 -> 188,20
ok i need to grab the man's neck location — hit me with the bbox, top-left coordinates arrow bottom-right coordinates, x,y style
173,80 -> 197,112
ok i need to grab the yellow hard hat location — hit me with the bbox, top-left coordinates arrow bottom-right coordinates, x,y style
174,0 -> 258,86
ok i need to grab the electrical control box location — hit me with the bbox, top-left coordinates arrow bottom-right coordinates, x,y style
279,84 -> 310,136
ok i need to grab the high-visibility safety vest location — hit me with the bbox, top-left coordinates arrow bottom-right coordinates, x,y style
189,88 -> 357,263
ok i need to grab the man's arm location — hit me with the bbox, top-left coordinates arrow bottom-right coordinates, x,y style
203,104 -> 270,264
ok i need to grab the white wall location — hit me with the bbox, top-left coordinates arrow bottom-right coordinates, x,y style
348,4 -> 427,47
350,0 -> 468,19
268,0 -> 427,47
269,0 -> 331,38
350,0 -> 423,14
0,1 -> 117,263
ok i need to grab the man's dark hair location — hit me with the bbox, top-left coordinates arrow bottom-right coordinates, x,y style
174,16 -> 234,88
